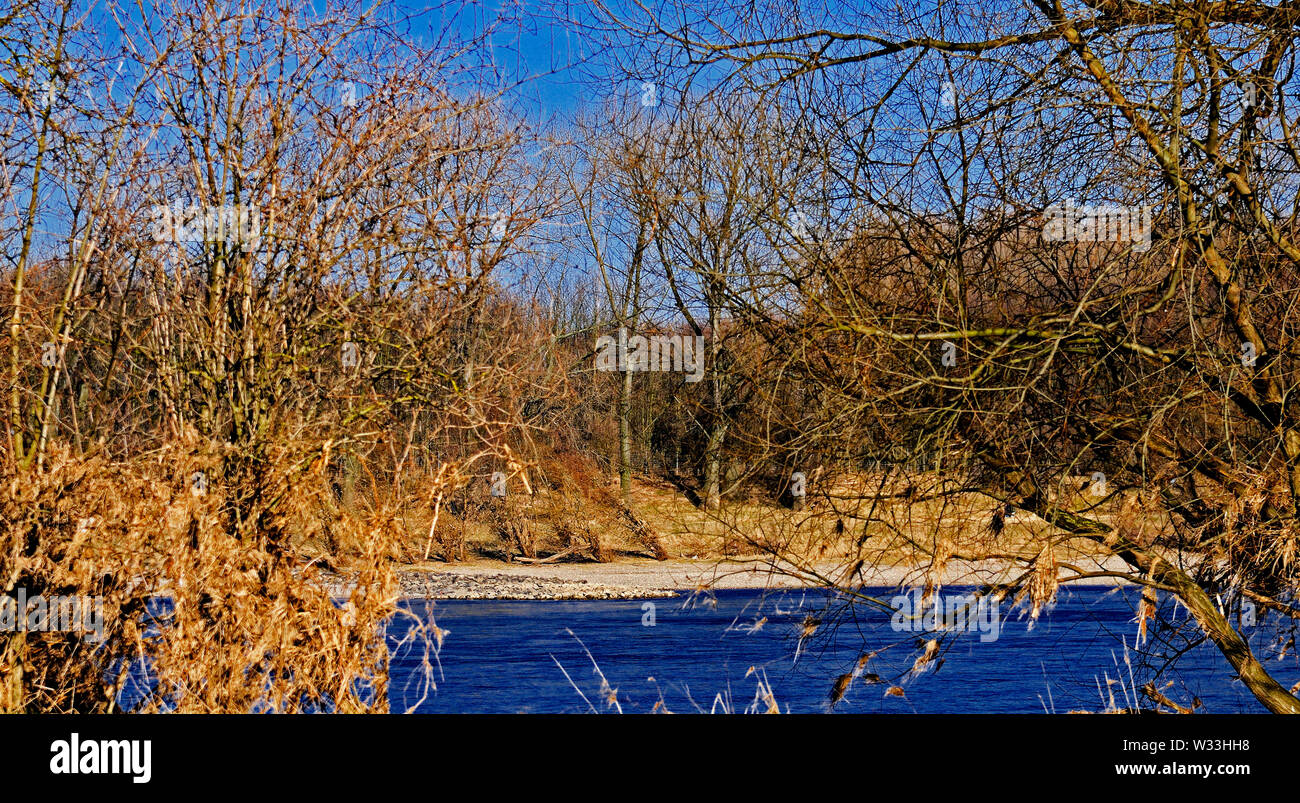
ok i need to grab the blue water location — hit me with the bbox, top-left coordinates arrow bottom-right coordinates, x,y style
385,586 -> 1300,713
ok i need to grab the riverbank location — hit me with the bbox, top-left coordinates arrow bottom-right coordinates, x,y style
395,568 -> 679,600
323,554 -> 1134,600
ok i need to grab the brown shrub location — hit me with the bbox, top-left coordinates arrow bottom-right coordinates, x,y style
0,440 -> 446,713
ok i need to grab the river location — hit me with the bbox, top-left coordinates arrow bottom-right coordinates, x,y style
384,586 -> 1299,713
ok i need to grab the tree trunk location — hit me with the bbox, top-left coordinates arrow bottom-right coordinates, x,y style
1017,481 -> 1300,714
702,419 -> 727,510
619,363 -> 633,498
1115,535 -> 1300,714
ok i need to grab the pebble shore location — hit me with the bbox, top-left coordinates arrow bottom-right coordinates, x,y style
318,555 -> 1132,601
396,570 -> 679,600
320,567 -> 679,600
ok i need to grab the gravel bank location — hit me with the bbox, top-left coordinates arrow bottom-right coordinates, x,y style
322,555 -> 1132,600
396,570 -> 678,600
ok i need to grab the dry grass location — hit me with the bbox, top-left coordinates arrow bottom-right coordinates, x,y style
0,436 -> 446,713
624,468 -> 1131,569
292,457 -> 1155,576
330,448 -> 670,566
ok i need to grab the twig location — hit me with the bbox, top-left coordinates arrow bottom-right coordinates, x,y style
421,494 -> 442,562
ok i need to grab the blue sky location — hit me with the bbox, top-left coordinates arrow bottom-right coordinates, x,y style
388,0 -> 605,120
68,1 -> 606,119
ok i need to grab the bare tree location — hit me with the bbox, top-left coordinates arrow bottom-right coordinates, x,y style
592,0 -> 1300,712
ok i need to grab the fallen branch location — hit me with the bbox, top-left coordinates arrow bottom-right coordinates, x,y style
512,546 -> 579,564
